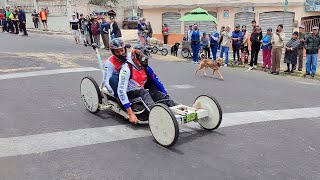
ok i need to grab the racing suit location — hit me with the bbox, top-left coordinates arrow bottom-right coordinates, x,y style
103,53 -> 131,97
117,63 -> 175,110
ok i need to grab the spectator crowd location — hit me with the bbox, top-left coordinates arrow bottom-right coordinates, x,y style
186,20 -> 320,78
0,5 -> 28,36
68,13 -> 122,50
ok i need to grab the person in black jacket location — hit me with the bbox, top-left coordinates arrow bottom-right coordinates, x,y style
18,6 -> 28,36
248,27 -> 263,70
110,16 -> 121,39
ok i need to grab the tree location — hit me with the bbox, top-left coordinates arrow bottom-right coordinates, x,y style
89,0 -> 118,8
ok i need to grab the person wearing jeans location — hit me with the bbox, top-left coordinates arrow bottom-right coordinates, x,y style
304,26 -> 320,78
249,27 -> 262,70
190,24 -> 201,63
220,26 -> 232,66
261,28 -> 272,71
209,26 -> 219,60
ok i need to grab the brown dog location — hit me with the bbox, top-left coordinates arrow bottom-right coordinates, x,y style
195,53 -> 224,80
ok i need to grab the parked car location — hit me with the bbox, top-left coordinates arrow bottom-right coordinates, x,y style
122,16 -> 139,29
93,10 -> 107,19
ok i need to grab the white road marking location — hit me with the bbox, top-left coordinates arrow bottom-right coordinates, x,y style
168,84 -> 195,90
0,67 -> 45,73
0,67 -> 99,80
1,107 -> 320,158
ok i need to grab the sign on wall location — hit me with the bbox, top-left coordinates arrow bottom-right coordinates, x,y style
305,0 -> 320,11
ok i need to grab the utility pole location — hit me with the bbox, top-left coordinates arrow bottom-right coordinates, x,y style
33,0 -> 39,12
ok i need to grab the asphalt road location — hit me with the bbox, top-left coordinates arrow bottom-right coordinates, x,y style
1,32 -> 320,180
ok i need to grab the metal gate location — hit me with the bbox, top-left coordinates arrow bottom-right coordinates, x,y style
259,11 -> 295,44
301,16 -> 320,33
162,12 -> 181,34
183,11 -> 217,35
234,12 -> 255,32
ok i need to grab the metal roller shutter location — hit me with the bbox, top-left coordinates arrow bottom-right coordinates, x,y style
259,12 -> 295,44
183,11 -> 217,35
162,12 -> 181,34
234,12 -> 255,32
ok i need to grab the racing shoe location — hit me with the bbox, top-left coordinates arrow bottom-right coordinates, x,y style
131,104 -> 145,115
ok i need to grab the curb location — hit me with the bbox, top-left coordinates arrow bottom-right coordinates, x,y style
27,29 -> 71,35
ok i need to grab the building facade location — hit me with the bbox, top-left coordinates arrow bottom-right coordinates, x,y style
138,0 -> 320,45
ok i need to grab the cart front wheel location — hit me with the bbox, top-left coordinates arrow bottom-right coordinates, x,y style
193,95 -> 222,130
149,104 -> 179,147
80,77 -> 102,114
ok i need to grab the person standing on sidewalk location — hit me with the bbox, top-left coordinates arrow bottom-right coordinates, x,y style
270,24 -> 285,75
162,24 -> 169,44
190,24 -> 201,64
110,16 -> 121,39
100,16 -> 110,50
209,25 -> 219,60
31,9 -> 39,30
284,31 -> 300,73
137,17 -> 147,46
91,16 -> 101,47
0,8 -> 5,31
220,25 -> 232,66
231,24 -> 243,65
70,13 -> 80,44
240,25 -> 249,64
4,5 -> 12,33
40,8 -> 48,30
11,7 -> 19,34
201,32 -> 211,59
218,26 -> 225,50
303,26 -> 320,78
296,25 -> 306,71
18,6 -> 28,36
248,27 -> 262,70
261,28 -> 272,71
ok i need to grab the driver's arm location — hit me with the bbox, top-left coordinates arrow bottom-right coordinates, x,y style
103,61 -> 115,96
117,64 -> 131,110
146,66 -> 168,94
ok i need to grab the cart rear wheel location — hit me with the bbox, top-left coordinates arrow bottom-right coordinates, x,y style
80,77 -> 102,114
181,48 -> 190,58
161,48 -> 168,56
149,104 -> 179,147
193,95 -> 222,130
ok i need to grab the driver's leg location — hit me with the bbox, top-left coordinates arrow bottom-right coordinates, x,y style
149,90 -> 176,107
127,89 -> 155,110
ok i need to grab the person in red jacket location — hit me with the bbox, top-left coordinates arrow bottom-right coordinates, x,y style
91,16 -> 100,47
162,24 -> 169,44
0,8 -> 5,31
